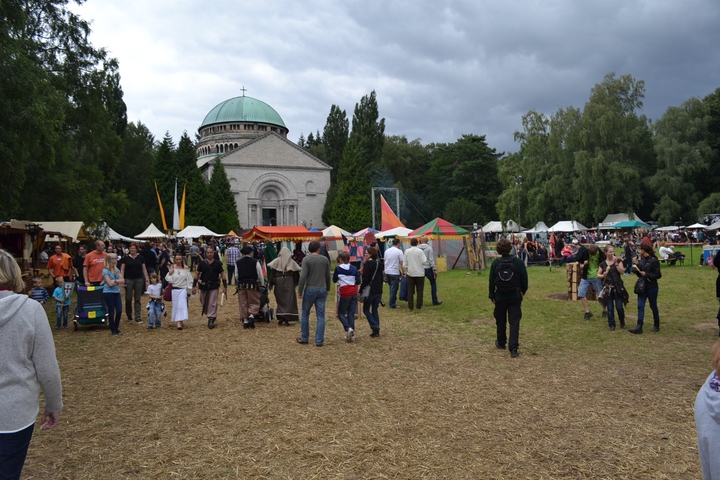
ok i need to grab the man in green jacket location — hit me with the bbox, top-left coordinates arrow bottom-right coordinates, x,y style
489,237 -> 529,358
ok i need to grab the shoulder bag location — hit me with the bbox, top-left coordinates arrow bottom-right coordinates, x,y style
359,261 -> 378,302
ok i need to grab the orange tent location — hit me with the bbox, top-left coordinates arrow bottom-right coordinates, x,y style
241,226 -> 322,242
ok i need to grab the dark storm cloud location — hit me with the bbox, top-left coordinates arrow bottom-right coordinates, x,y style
74,0 -> 720,153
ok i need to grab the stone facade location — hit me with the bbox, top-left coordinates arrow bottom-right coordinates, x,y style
200,133 -> 331,229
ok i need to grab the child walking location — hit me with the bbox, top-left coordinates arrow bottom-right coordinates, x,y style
332,251 -> 360,342
146,273 -> 163,329
52,276 -> 70,328
29,276 -> 49,305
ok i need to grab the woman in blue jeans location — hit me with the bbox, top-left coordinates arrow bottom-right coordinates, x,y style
598,245 -> 626,332
102,253 -> 125,336
360,247 -> 384,338
629,243 -> 662,334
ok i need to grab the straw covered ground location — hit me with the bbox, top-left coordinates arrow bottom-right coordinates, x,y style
23,259 -> 717,479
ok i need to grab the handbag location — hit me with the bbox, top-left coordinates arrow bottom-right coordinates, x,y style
359,260 -> 379,302
163,284 -> 173,302
634,276 -> 647,295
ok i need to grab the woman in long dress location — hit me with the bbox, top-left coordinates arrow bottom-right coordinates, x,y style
267,247 -> 301,326
165,253 -> 193,329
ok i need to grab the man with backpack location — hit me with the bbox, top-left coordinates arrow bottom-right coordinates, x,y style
489,237 -> 528,358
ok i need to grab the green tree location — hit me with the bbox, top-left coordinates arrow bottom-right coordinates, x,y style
648,97 -> 714,225
0,0 -> 128,223
427,134 -> 502,220
176,132 -> 210,227
112,122 -> 158,235
327,140 -> 372,231
443,198 -> 484,226
698,193 -> 720,220
151,133 -> 177,229
320,104 -> 349,225
208,159 -> 239,233
572,73 -> 654,224
327,92 -> 385,230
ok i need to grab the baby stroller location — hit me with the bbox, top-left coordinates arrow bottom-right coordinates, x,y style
73,285 -> 109,331
258,285 -> 274,323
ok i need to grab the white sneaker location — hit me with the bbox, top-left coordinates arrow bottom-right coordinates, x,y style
348,328 -> 355,342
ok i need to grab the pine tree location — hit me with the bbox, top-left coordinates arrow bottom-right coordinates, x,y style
208,159 -> 240,233
176,132 -> 210,227
151,132 -> 177,229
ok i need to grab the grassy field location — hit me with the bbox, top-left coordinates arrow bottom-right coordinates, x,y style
22,259 -> 719,479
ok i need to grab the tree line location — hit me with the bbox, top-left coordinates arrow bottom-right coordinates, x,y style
301,75 -> 720,231
0,0 -> 239,236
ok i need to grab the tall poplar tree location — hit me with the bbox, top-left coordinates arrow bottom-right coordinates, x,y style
208,159 -> 240,233
321,105 -> 349,224
327,92 -> 385,231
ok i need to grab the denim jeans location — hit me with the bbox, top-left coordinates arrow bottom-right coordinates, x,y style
363,293 -> 382,331
337,295 -> 357,332
300,289 -> 327,345
0,423 -> 34,480
148,301 -> 162,327
55,303 -> 69,327
104,292 -> 123,334
605,290 -> 625,328
637,286 -> 660,325
424,267 -> 440,304
386,274 -> 400,307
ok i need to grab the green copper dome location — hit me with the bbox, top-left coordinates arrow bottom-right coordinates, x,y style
200,96 -> 286,129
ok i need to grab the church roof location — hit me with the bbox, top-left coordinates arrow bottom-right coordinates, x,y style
200,95 -> 286,129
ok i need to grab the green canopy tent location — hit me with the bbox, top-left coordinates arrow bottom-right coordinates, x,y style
613,220 -> 651,229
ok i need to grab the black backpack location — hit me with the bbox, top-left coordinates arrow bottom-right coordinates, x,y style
495,257 -> 519,294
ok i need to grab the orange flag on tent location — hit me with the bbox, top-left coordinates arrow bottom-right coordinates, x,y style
381,195 -> 405,230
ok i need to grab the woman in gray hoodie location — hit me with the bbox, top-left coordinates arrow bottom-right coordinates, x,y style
0,249 -> 63,479
696,338 -> 720,479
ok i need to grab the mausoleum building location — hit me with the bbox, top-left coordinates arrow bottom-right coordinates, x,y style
196,94 -> 331,229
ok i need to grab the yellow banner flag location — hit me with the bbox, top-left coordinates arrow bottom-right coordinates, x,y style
179,181 -> 187,230
154,180 -> 168,231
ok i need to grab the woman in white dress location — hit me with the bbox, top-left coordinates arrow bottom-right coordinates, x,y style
165,253 -> 193,329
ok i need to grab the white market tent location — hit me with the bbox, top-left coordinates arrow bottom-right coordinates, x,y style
176,225 -> 222,238
376,226 -> 414,239
106,226 -> 137,243
686,223 -> 708,229
136,223 -> 167,239
321,225 -> 351,239
38,221 -> 89,242
655,226 -> 679,231
548,220 -> 589,232
482,221 -> 503,233
522,221 -> 549,233
707,222 -> 720,231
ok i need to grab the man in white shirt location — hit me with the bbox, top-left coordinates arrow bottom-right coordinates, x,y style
403,238 -> 427,311
383,238 -> 404,308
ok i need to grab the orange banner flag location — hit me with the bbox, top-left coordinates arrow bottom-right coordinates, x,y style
381,195 -> 405,230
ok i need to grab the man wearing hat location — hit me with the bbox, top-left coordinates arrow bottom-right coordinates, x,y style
236,246 -> 265,329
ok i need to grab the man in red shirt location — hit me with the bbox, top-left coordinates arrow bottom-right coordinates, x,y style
47,244 -> 73,281
83,240 -> 107,286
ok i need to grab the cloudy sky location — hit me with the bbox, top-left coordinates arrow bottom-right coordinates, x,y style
72,0 -> 720,154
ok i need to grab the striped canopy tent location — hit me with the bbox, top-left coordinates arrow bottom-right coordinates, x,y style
241,226 -> 322,242
409,217 -> 470,240
349,227 -> 379,239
